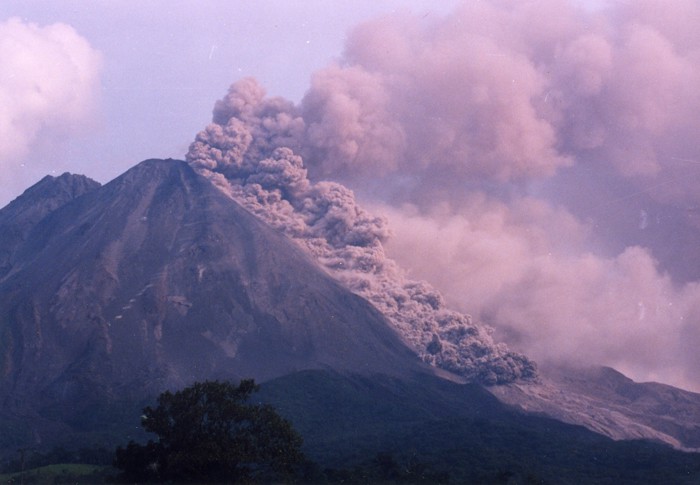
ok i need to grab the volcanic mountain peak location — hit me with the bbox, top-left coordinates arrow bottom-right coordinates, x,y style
13,172 -> 99,207
0,159 -> 423,429
4,158 -> 700,461
0,172 -> 100,279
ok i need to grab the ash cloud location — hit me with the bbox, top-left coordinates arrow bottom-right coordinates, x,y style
304,0 -> 700,390
0,18 -> 101,200
298,0 -> 700,211
188,0 -> 700,390
187,78 -> 536,385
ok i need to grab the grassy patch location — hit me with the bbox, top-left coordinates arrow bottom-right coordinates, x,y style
0,463 -> 113,484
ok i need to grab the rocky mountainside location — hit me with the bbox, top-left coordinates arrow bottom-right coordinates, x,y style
0,172 -> 100,278
0,159 -> 423,450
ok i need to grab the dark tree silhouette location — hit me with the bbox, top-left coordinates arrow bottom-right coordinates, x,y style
114,379 -> 305,483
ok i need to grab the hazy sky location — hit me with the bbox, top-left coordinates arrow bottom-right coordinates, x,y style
4,1 -> 700,391
0,0 -> 461,204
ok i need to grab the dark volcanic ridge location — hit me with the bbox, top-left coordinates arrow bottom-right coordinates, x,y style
0,172 -> 100,279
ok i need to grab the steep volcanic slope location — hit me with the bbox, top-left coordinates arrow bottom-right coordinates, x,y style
0,159 -> 423,439
0,172 -> 100,278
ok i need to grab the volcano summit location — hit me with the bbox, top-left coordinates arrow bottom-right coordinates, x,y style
0,158 -> 429,422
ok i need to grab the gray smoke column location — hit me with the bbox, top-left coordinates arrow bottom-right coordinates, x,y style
187,78 -> 536,384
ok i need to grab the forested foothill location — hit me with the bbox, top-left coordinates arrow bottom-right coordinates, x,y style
3,372 -> 700,483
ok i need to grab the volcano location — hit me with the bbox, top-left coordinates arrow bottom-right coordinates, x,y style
0,159 -> 425,445
2,159 -> 700,482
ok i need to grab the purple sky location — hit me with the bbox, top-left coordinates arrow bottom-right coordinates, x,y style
5,1 -> 700,391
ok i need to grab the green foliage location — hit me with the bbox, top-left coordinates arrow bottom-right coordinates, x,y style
114,379 -> 305,483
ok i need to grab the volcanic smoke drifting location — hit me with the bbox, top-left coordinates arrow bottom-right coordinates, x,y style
189,0 -> 700,390
187,78 -> 536,384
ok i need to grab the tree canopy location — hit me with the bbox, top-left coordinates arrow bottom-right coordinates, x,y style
114,379 -> 305,483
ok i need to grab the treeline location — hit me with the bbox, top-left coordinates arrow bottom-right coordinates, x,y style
4,375 -> 700,483
1,379 -> 454,484
2,449 -> 451,484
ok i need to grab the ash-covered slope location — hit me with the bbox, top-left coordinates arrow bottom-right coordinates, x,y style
0,159 -> 422,428
489,365 -> 700,451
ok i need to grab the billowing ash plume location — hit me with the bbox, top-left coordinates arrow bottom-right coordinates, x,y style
286,0 -> 700,391
185,0 -> 700,391
297,0 -> 700,205
187,78 -> 536,384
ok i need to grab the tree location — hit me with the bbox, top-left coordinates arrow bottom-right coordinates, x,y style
114,379 -> 305,483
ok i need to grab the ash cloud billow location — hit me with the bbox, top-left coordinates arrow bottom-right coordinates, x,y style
189,0 -> 700,391
298,0 -> 700,205
187,78 -> 536,385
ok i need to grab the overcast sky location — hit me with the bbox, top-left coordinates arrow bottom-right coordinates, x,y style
5,1 -> 700,392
